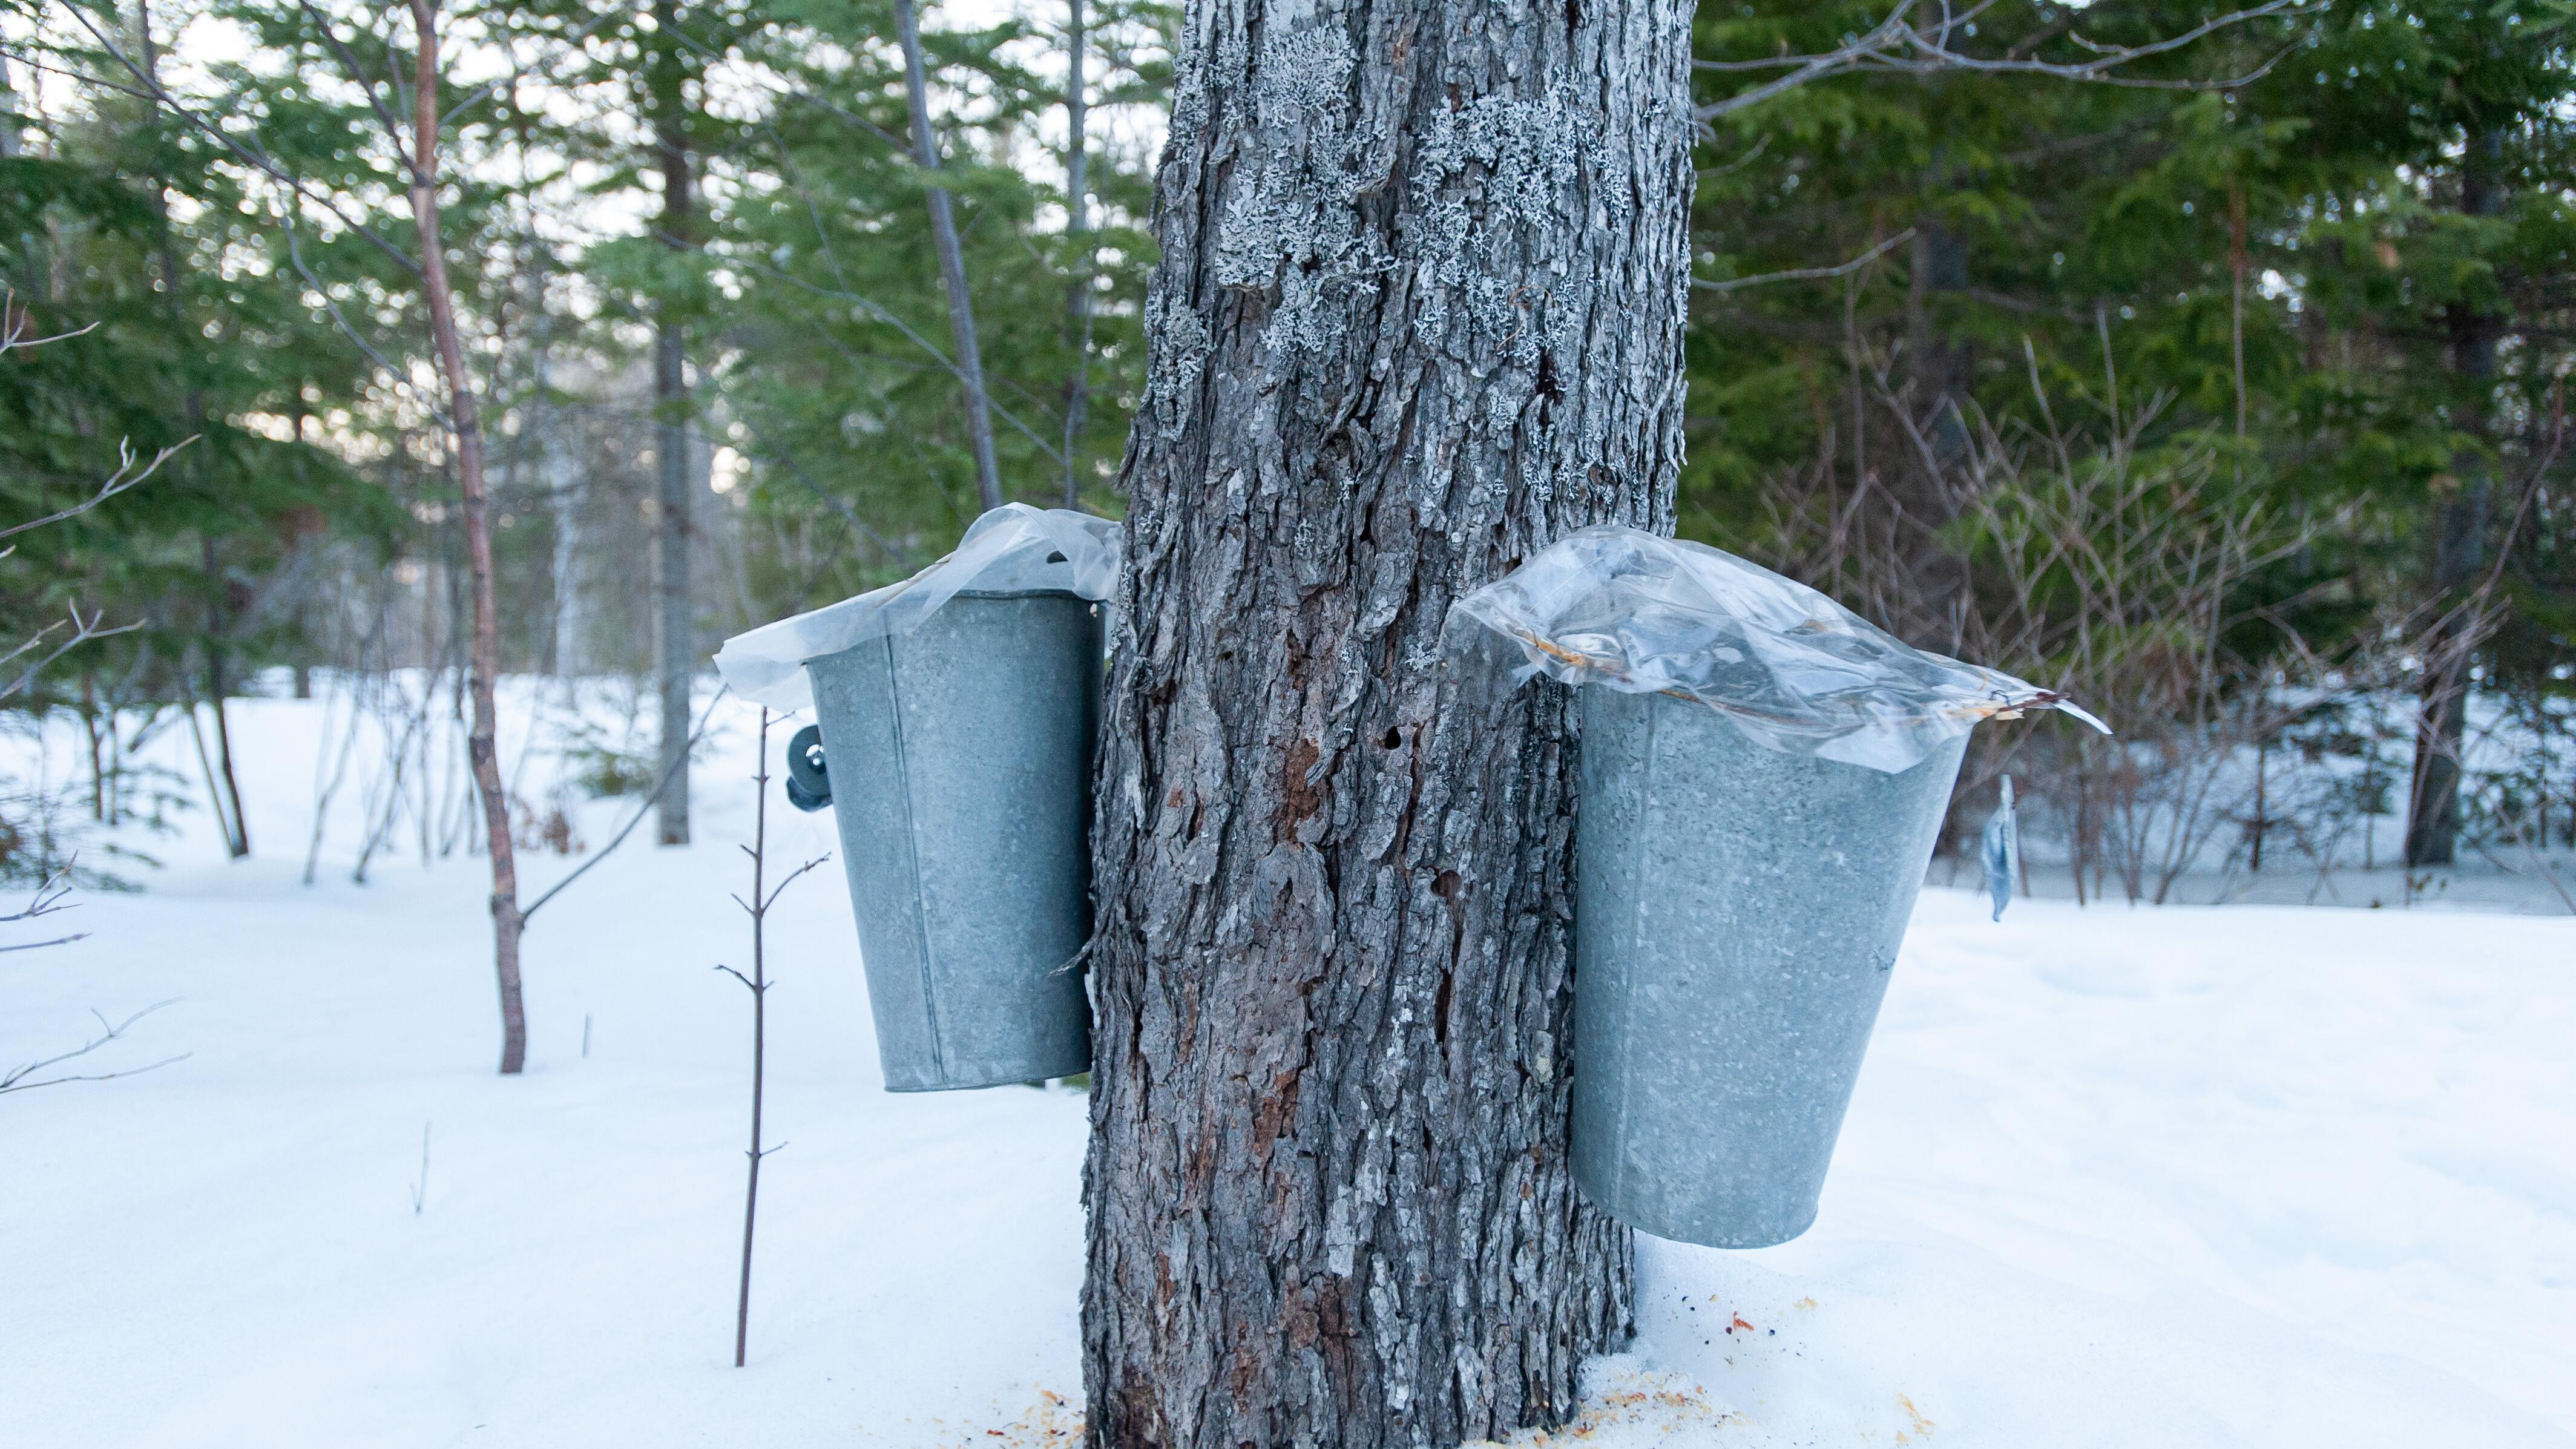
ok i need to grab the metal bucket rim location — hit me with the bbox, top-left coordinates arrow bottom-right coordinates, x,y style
795,588 -> 1097,670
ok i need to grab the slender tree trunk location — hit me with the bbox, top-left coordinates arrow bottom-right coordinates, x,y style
2228,179 -> 2250,467
1080,2 -> 1692,1444
81,672 -> 104,822
182,686 -> 235,848
652,0 -> 696,846
1060,0 -> 1092,508
205,643 -> 249,857
410,0 -> 527,1075
726,709 -> 818,1366
2407,129 -> 2505,869
734,711 -> 775,1368
1905,220 -> 1970,462
205,532 -> 251,858
2249,731 -> 2266,872
1904,0 -> 1970,486
893,0 -> 1004,511
141,1 -> 248,856
544,362 -> 586,682
1894,0 -> 1973,659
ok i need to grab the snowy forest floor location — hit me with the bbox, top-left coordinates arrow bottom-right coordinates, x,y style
3,687 -> 2571,1448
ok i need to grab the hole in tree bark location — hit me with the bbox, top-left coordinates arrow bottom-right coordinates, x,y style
1381,726 -> 1403,749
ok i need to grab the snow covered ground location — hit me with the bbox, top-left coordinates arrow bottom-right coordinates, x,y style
4,686 -> 2571,1447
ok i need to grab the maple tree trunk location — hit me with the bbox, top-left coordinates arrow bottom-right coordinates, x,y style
1080,1 -> 1695,1444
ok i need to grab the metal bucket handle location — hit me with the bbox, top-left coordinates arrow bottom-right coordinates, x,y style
784,723 -> 832,812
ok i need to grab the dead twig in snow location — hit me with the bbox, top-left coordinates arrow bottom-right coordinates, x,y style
2,1000 -> 189,1096
409,1122 -> 432,1214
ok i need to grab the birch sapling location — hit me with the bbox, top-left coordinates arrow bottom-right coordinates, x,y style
408,0 -> 528,1074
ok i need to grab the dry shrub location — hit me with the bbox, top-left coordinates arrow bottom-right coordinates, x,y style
1744,336 -> 2336,903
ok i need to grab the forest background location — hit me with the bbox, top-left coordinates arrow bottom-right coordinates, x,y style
4,0 -> 2572,907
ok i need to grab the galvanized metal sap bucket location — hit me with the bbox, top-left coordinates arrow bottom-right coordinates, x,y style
1569,686 -> 1968,1247
801,590 -> 1100,1091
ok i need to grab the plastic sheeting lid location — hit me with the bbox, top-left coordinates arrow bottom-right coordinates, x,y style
1449,526 -> 2108,773
715,503 -> 1120,711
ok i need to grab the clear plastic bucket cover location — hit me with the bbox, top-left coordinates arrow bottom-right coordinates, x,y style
715,503 -> 1121,711
1448,526 -> 2108,773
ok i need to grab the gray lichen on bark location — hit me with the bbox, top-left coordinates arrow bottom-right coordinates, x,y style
1083,0 -> 1695,1445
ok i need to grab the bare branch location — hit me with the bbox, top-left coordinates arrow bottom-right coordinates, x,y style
279,221 -> 440,418
1,603 -> 144,703
51,1 -> 425,278
761,856 -> 830,912
1694,0 -> 2316,123
521,684 -> 733,921
440,5 -> 623,131
296,0 -> 419,178
1695,228 -> 1914,295
1,860 -> 79,925
0,436 -> 194,543
0,933 -> 90,954
0,46 -> 161,101
0,300 -> 100,355
656,232 -> 1070,470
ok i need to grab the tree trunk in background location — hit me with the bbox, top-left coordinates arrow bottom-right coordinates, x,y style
1897,0 -> 1971,648
140,0 -> 249,858
1905,220 -> 1970,467
205,628 -> 249,857
1901,212 -> 1970,645
1060,0 -> 1092,508
2406,128 -> 2505,869
542,352 -> 587,682
652,0 -> 695,847
1080,0 -> 1693,1442
410,0 -> 527,1074
894,0 -> 1005,512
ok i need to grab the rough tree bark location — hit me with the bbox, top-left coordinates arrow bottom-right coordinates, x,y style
2407,126 -> 2505,869
1080,1 -> 1694,1444
652,0 -> 696,847
410,0 -> 527,1075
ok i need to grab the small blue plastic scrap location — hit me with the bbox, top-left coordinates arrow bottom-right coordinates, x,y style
1980,775 -> 2019,922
